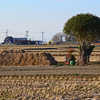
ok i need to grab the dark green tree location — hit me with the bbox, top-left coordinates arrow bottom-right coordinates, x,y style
63,13 -> 100,65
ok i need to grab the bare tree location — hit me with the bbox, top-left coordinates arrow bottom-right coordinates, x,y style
52,32 -> 65,44
52,32 -> 77,44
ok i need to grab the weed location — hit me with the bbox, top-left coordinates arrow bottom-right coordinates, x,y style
66,65 -> 71,67
59,64 -> 64,66
2,69 -> 6,71
53,65 -> 58,67
82,74 -> 88,76
13,74 -> 17,77
15,69 -> 18,71
73,73 -> 79,76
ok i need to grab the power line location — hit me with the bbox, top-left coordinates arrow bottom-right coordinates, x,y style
0,30 -> 6,32
30,31 -> 41,33
8,29 -> 25,33
0,31 -> 6,33
0,32 -> 6,34
0,29 -> 8,36
0,29 -> 46,40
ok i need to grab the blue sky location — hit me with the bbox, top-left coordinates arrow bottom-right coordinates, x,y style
0,0 -> 100,43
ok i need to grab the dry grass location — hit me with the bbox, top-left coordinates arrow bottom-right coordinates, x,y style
0,45 -> 100,63
0,49 -> 57,66
0,75 -> 100,99
0,45 -> 100,100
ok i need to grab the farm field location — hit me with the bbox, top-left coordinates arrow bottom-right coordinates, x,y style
0,44 -> 100,62
0,44 -> 100,74
0,44 -> 100,99
0,66 -> 100,75
0,75 -> 100,99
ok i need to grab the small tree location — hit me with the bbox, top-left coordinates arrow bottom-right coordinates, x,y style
63,13 -> 100,65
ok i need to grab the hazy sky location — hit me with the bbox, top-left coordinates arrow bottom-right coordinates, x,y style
0,0 -> 100,43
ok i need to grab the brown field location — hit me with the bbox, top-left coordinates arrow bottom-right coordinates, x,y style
0,44 -> 100,62
0,44 -> 100,99
0,44 -> 100,75
0,66 -> 100,75
0,75 -> 100,99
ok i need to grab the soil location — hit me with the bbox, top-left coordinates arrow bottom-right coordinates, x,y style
0,65 -> 100,75
0,45 -> 100,99
0,75 -> 100,99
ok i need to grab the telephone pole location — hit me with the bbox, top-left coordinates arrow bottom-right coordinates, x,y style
26,30 -> 28,40
42,31 -> 44,44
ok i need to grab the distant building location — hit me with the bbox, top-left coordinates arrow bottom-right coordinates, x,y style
4,36 -> 14,44
3,36 -> 42,45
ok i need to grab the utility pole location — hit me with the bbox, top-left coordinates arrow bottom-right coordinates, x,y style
26,30 -> 28,40
42,31 -> 44,44
6,29 -> 8,37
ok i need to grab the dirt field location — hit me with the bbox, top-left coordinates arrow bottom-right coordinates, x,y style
0,45 -> 100,99
0,75 -> 100,99
0,44 -> 100,62
0,65 -> 100,75
0,44 -> 100,75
